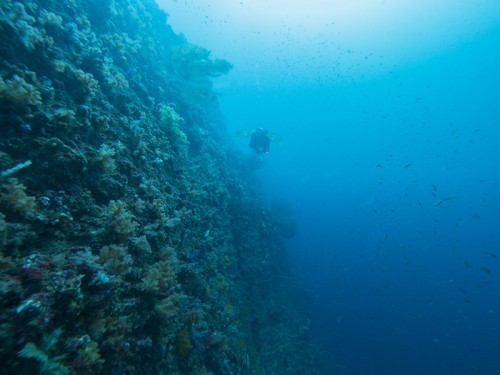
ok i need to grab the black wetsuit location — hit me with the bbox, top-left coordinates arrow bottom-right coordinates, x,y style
249,129 -> 270,154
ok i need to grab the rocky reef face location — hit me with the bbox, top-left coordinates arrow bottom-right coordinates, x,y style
0,0 -> 327,373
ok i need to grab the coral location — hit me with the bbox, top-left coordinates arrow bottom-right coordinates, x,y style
102,61 -> 130,90
0,212 -> 6,239
0,0 -> 330,373
106,200 -> 138,239
97,144 -> 117,173
159,103 -> 183,129
171,44 -> 232,79
72,68 -> 99,98
69,248 -> 100,272
51,59 -> 67,73
0,178 -> 38,218
99,244 -> 133,276
38,10 -> 63,29
159,103 -> 189,146
5,1 -> 53,50
74,340 -> 104,373
0,74 -> 42,107
176,326 -> 192,359
51,108 -> 76,127
18,329 -> 69,375
155,293 -> 179,321
131,235 -> 152,255
141,258 -> 177,294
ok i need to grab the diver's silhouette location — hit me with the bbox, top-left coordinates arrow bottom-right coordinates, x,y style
236,128 -> 283,154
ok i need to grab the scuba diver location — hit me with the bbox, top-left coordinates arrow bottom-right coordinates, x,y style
236,128 -> 284,154
250,128 -> 270,154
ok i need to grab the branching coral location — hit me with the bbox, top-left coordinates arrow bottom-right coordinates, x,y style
99,244 -> 133,276
0,178 -> 38,218
0,74 -> 42,107
159,103 -> 189,146
97,144 -> 117,173
106,200 -> 138,239
141,258 -> 178,294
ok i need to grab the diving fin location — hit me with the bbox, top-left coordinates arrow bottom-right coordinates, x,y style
235,129 -> 257,139
268,132 -> 284,144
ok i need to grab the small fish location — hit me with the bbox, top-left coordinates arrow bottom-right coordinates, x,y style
433,197 -> 453,207
482,267 -> 492,275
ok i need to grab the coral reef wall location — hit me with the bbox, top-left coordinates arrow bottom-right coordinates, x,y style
0,0 -> 328,374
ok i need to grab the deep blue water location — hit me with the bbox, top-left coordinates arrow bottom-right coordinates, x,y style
161,2 -> 500,373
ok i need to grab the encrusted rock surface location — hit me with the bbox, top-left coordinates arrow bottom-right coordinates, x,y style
0,1 -> 330,373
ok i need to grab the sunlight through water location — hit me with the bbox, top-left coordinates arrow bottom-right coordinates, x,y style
158,0 -> 500,83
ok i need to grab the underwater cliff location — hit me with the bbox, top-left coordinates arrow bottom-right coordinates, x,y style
0,0 -> 329,373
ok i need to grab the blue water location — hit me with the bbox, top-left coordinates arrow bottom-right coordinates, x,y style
161,2 -> 500,373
